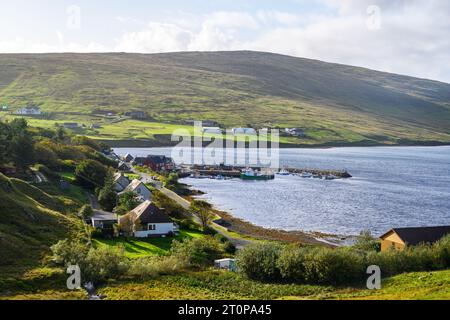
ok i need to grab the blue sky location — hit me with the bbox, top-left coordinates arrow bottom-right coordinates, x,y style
1,0 -> 450,82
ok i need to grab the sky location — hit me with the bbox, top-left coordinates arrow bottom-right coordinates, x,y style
1,0 -> 450,83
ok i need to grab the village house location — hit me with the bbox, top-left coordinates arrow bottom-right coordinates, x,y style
202,127 -> 223,134
232,128 -> 257,135
119,179 -> 152,201
124,111 -> 147,119
123,153 -> 134,163
185,120 -> 218,127
380,226 -> 450,251
89,210 -> 118,238
63,122 -> 80,129
15,106 -> 41,115
133,155 -> 175,171
118,161 -> 132,172
285,128 -> 306,137
114,172 -> 131,192
119,200 -> 178,238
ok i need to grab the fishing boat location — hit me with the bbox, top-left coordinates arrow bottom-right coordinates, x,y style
240,168 -> 275,181
325,175 -> 338,180
301,172 -> 313,178
276,169 -> 290,176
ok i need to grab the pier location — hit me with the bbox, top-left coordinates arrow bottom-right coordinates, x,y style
180,164 -> 352,179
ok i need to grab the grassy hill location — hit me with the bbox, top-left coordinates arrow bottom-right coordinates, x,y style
1,51 -> 450,146
0,173 -> 83,273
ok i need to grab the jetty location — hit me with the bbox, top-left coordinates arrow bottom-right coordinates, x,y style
180,164 -> 352,179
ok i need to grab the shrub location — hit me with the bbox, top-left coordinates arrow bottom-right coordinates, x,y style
237,242 -> 283,281
50,239 -> 90,266
277,245 -> 310,282
51,239 -> 129,284
75,159 -> 108,189
170,236 -> 225,268
35,164 -> 61,181
353,230 -> 381,252
127,256 -> 188,279
303,247 -> 366,284
82,245 -> 129,283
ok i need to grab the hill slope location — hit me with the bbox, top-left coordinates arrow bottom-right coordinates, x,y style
0,174 -> 82,270
1,51 -> 450,145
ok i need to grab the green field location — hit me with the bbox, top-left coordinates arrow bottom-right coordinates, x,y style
96,269 -> 450,300
1,52 -> 450,146
92,230 -> 205,258
2,266 -> 448,300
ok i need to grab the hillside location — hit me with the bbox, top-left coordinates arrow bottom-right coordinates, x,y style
1,51 -> 450,146
0,173 -> 82,271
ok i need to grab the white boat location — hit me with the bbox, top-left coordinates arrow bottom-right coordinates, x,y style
325,175 -> 338,180
301,172 -> 313,178
277,169 -> 290,176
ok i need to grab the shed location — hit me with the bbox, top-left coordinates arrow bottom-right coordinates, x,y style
380,226 -> 450,251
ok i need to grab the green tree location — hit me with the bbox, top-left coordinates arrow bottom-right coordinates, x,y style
190,200 -> 213,230
115,191 -> 140,215
98,170 -> 118,212
10,133 -> 35,171
79,204 -> 94,219
75,159 -> 108,188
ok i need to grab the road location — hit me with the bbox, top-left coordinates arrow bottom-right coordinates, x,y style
131,166 -> 252,249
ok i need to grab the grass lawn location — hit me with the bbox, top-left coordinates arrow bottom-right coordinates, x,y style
92,230 -> 205,258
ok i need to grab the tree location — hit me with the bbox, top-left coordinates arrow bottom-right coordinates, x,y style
79,205 -> 94,219
115,191 -> 140,215
98,170 -> 118,212
75,159 -> 108,189
190,200 -> 213,230
10,132 -> 35,171
119,214 -> 135,238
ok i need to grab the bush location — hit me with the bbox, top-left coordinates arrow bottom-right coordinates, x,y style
170,236 -> 226,268
82,246 -> 129,283
51,239 -> 129,284
277,245 -> 310,282
302,247 -> 366,284
75,159 -> 108,189
35,164 -> 61,181
237,242 -> 283,281
50,239 -> 90,266
127,256 -> 188,279
353,230 -> 381,252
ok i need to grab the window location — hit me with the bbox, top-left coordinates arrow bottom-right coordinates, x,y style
148,224 -> 156,231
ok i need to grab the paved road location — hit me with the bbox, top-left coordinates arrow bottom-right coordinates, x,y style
131,166 -> 253,249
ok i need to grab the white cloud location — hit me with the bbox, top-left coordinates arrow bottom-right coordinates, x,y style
1,4 -> 449,82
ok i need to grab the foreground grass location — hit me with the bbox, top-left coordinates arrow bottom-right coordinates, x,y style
2,267 -> 448,300
98,270 -> 450,300
92,230 -> 205,258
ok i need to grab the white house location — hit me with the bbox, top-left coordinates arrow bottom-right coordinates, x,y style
16,107 -> 41,115
202,127 -> 223,134
120,179 -> 152,201
114,172 -> 131,192
232,128 -> 257,135
119,201 -> 177,238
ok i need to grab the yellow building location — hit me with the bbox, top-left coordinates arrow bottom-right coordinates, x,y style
380,226 -> 450,252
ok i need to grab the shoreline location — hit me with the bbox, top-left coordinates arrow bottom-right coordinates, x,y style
105,138 -> 450,149
183,191 -> 350,247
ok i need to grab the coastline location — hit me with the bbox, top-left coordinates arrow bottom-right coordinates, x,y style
104,137 -> 450,149
184,192 -> 348,247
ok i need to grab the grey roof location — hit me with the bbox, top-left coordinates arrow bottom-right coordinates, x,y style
91,210 -> 118,221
